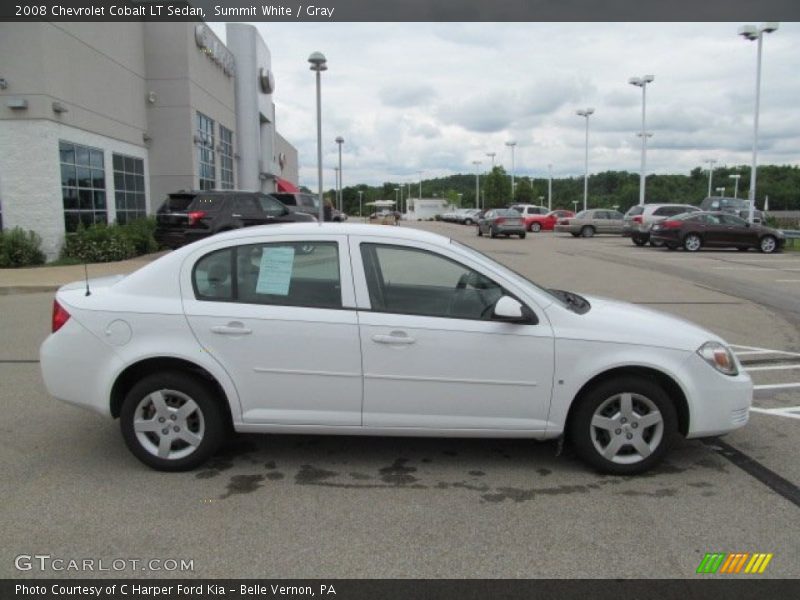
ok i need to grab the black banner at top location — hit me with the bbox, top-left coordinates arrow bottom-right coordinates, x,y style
2,0 -> 800,22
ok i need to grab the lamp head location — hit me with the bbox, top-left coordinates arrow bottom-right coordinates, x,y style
308,51 -> 328,71
335,136 -> 344,144
738,25 -> 758,40
643,74 -> 654,83
761,22 -> 779,34
628,77 -> 642,86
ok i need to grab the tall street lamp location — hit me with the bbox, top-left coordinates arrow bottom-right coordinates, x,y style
457,192 -> 463,208
716,186 -> 726,197
729,173 -> 742,199
704,158 -> 717,198
308,51 -> 327,222
547,163 -> 553,211
505,141 -> 517,200
576,108 -> 594,212
335,136 -> 344,211
334,166 -> 339,209
629,74 -> 654,206
417,170 -> 423,209
739,22 -> 779,223
472,160 -> 482,209
357,190 -> 363,220
394,187 -> 399,212
486,152 -> 496,168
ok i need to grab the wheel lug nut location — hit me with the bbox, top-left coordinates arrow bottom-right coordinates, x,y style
161,428 -> 169,435
173,426 -> 180,432
158,417 -> 165,423
632,423 -> 638,429
615,429 -> 622,435
620,418 -> 627,424
626,433 -> 633,440
170,415 -> 177,421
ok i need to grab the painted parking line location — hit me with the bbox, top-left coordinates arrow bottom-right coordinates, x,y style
730,345 -> 800,418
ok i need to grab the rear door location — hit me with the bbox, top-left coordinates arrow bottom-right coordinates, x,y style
232,195 -> 268,228
181,234 -> 362,425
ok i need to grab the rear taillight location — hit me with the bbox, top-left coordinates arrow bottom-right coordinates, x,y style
188,210 -> 207,226
662,220 -> 682,229
633,215 -> 643,223
495,217 -> 506,224
52,300 -> 70,333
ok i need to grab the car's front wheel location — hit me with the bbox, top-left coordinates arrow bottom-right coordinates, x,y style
760,235 -> 778,254
569,376 -> 677,475
531,222 -> 542,232
632,235 -> 647,247
120,371 -> 226,471
581,226 -> 595,238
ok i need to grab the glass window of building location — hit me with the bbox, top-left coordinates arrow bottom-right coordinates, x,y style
220,126 -> 234,190
59,141 -> 107,232
112,154 -> 146,225
197,112 -> 216,191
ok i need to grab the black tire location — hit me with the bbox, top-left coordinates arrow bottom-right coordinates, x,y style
531,222 -> 542,233
519,232 -> 527,239
665,244 -> 678,251
477,226 -> 483,237
759,235 -> 778,254
568,376 -> 678,475
120,371 -> 227,471
632,235 -> 647,247
683,233 -> 702,252
649,238 -> 663,248
571,232 -> 580,237
581,226 -> 595,238
490,227 -> 497,239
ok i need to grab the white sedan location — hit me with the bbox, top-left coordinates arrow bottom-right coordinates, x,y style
40,224 -> 752,474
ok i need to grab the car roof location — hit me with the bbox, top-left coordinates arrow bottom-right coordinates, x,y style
199,222 -> 451,245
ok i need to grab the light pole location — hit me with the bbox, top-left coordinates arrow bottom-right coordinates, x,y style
576,108 -> 594,212
572,200 -> 579,213
505,141 -> 516,200
704,158 -> 717,198
357,190 -> 363,220
547,163 -> 553,211
394,187 -> 399,213
400,184 -> 406,214
716,186 -> 726,197
739,22 -> 779,223
308,51 -> 327,222
335,136 -> 344,212
457,192 -> 463,208
486,152 -> 496,168
333,166 -> 339,210
629,75 -> 654,206
729,174 -> 742,199
472,160 -> 482,209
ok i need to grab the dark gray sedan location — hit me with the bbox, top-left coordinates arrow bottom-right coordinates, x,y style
477,209 -> 526,239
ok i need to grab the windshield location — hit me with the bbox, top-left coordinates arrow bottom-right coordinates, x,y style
450,239 -> 567,308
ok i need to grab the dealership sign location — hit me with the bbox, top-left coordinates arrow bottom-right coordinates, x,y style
194,24 -> 235,77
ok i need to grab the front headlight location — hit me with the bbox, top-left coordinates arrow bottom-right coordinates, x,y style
697,341 -> 738,376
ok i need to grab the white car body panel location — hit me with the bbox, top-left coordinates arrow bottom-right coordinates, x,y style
39,223 -> 752,446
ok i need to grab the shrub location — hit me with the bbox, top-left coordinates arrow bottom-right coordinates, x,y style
0,227 -> 46,268
118,216 -> 158,255
61,223 -> 136,263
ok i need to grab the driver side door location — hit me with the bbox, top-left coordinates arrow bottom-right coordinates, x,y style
350,238 -> 554,432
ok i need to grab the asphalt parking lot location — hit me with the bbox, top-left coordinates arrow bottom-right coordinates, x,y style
1,222 -> 798,579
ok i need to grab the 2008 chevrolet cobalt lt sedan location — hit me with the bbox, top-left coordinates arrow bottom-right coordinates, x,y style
40,224 -> 752,474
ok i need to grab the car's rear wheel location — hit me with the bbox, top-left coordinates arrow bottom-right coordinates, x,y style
581,226 -> 595,238
760,235 -> 778,254
569,376 -> 677,475
490,227 -> 497,239
632,235 -> 647,247
120,371 -> 226,471
464,218 -> 473,225
649,238 -> 663,248
683,233 -> 702,252
531,222 -> 542,232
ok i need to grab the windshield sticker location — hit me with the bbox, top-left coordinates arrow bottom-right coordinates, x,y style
256,247 -> 295,295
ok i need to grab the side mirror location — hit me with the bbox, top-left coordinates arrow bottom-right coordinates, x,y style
493,296 -> 534,323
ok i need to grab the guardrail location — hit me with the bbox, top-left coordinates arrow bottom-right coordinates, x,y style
783,229 -> 800,249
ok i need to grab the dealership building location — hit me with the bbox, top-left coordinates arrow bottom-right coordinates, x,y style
0,21 -> 299,258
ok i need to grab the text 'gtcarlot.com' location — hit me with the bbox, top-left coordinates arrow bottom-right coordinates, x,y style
14,554 -> 194,572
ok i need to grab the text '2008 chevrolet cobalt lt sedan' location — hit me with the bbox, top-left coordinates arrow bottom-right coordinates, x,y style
40,224 -> 751,474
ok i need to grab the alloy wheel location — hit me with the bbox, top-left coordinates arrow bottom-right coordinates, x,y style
589,393 -> 664,465
133,389 -> 205,460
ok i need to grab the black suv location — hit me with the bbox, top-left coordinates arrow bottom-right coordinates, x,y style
155,191 -> 316,249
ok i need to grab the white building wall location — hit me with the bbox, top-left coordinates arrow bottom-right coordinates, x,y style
0,120 -> 149,259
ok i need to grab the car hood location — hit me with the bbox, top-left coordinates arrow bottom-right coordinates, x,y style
546,294 -> 724,352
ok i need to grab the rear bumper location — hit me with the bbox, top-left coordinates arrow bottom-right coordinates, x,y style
494,224 -> 526,235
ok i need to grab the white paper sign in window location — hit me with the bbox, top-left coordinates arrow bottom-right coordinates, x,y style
256,247 -> 295,295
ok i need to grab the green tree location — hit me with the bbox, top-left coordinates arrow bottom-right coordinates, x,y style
483,166 -> 511,208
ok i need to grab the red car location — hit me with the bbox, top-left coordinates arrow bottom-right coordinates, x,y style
525,209 -> 575,232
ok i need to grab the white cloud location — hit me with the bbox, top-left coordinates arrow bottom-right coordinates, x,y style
209,22 -> 800,187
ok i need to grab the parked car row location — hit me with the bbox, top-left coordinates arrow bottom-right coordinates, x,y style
441,208 -> 482,225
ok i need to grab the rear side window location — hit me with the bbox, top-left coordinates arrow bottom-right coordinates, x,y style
270,193 -> 297,207
161,195 -> 194,211
192,242 -> 342,309
626,206 -> 644,217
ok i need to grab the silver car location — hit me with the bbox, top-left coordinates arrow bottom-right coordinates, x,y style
624,204 -> 699,246
554,209 -> 625,237
477,209 -> 526,238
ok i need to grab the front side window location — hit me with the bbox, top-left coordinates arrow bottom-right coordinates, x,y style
113,154 -> 146,225
219,126 -> 234,190
197,112 -> 216,191
360,244 -> 505,320
193,242 -> 341,309
257,195 -> 287,218
60,141 -> 106,232
719,214 -> 748,227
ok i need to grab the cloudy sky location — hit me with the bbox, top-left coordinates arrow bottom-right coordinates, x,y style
209,22 -> 800,189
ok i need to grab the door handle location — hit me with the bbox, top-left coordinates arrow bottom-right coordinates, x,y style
372,332 -> 416,345
231,213 -> 243,218
211,322 -> 252,335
